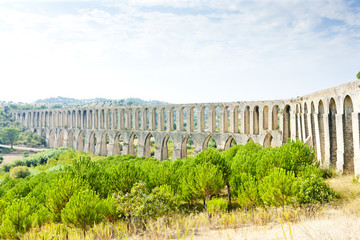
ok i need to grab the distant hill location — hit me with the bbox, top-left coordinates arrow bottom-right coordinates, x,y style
34,96 -> 169,106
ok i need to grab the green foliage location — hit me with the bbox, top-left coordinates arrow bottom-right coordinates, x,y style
235,173 -> 259,210
0,127 -> 20,148
61,189 -> 106,234
208,198 -> 228,215
0,200 -> 33,239
10,166 -> 30,179
258,168 -> 297,208
116,182 -> 177,228
357,71 -> 360,80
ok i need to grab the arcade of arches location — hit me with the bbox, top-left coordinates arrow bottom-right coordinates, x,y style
11,80 -> 360,176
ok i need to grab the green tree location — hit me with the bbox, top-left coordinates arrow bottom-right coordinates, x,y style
357,71 -> 360,80
0,128 -> 20,149
61,189 -> 106,237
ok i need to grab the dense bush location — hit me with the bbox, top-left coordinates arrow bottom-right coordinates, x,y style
0,140 -> 338,238
9,166 -> 30,179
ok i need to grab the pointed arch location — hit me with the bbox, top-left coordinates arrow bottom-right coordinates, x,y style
203,135 -> 217,150
99,132 -> 109,156
129,132 -> 138,156
144,133 -> 155,158
224,136 -> 237,150
113,132 -> 124,155
58,130 -> 65,147
88,131 -> 96,154
77,131 -> 85,152
182,135 -> 195,158
49,130 -> 55,148
161,134 -> 174,160
67,130 -> 74,148
263,132 -> 273,147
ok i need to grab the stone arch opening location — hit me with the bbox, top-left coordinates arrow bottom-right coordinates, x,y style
311,102 -> 317,155
263,106 -> 269,130
263,132 -> 274,147
171,108 -> 177,130
100,132 -> 110,156
113,109 -> 118,129
58,130 -> 64,147
272,105 -> 279,130
106,109 -> 111,129
77,131 -> 85,152
49,112 -> 53,127
161,134 -> 174,160
94,110 -> 99,129
45,111 -> 49,127
253,106 -> 259,135
181,107 -> 187,131
318,100 -> 325,163
182,135 -> 195,158
89,110 -> 93,129
67,130 -> 74,148
234,106 -> 241,133
77,110 -> 81,128
190,107 -> 197,132
214,106 -> 220,133
129,132 -> 138,156
202,107 -> 209,132
224,136 -> 237,150
82,110 -> 87,129
343,95 -> 354,174
329,98 -> 337,167
49,130 -> 55,148
144,133 -> 156,158
304,103 -> 309,141
113,132 -> 124,155
135,108 -> 140,130
283,105 -> 291,143
203,135 -> 217,150
88,131 -> 96,154
72,110 -> 76,128
244,106 -> 250,134
100,109 -> 105,129
223,106 -> 230,133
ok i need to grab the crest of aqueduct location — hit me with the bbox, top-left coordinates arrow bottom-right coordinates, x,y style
11,81 -> 360,176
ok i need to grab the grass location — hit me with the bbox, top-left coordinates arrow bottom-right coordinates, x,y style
20,175 -> 360,240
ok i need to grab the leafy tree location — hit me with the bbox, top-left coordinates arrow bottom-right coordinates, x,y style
9,166 -> 30,179
357,71 -> 360,80
61,189 -> 106,237
258,168 -> 297,209
0,128 -> 20,149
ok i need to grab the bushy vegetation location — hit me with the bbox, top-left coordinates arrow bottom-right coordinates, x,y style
0,140 -> 337,239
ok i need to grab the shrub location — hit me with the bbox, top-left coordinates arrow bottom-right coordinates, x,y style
0,200 -> 33,239
9,166 -> 30,179
258,168 -> 297,208
61,189 -> 106,237
208,198 -> 228,215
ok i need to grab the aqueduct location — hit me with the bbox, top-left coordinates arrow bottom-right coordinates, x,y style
10,80 -> 360,175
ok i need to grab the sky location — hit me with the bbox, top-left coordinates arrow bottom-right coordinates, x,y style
0,0 -> 359,104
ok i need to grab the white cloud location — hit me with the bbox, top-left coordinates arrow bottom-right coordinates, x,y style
0,0 -> 359,103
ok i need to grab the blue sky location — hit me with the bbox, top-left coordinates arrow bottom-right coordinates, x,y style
0,0 -> 359,104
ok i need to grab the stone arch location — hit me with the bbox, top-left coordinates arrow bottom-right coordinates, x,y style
58,129 -> 65,147
100,109 -> 105,129
318,100 -> 325,163
82,110 -> 87,129
88,131 -> 96,154
214,106 -> 220,133
160,107 -> 166,131
144,133 -> 156,158
343,95 -> 354,174
94,110 -> 99,129
77,131 -> 85,151
49,130 -> 55,148
310,102 -> 317,155
170,107 -> 176,131
45,111 -> 49,127
72,110 -> 76,128
106,109 -> 111,129
224,135 -> 237,150
283,105 -> 291,143
244,106 -> 250,134
190,107 -> 196,132
135,108 -> 140,130
263,132 -> 273,147
161,134 -> 174,160
89,110 -> 93,129
329,98 -> 337,167
253,106 -> 259,135
203,135 -> 217,150
77,110 -> 81,128
182,135 -> 195,158
304,103 -> 309,140
129,132 -> 138,156
113,132 -> 124,155
67,130 -> 74,148
234,106 -> 241,133
99,131 -> 110,156
272,105 -> 279,130
67,110 -> 71,128
181,107 -> 187,131
263,106 -> 269,130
